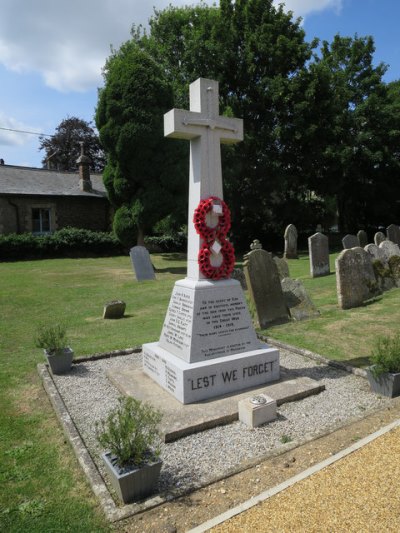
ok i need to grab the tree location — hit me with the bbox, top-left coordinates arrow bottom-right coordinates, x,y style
95,43 -> 186,247
39,117 -> 105,172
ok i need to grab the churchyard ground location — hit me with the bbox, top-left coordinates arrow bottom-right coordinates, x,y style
1,252 -> 399,531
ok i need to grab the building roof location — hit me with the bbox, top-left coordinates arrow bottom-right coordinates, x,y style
0,164 -> 107,198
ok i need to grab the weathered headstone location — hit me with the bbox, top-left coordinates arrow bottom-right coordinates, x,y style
244,248 -> 289,328
357,230 -> 368,248
379,240 -> 400,262
273,256 -> 290,280
342,234 -> 358,249
364,243 -> 386,262
281,278 -> 320,321
284,224 -> 298,259
103,300 -> 126,319
374,231 -> 386,246
130,246 -> 155,281
308,232 -> 330,278
142,78 -> 279,404
386,224 -> 400,245
231,268 -> 247,290
336,247 -> 380,309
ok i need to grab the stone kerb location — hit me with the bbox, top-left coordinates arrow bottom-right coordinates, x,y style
387,224 -> 400,245
308,232 -> 330,278
342,234 -> 358,249
244,248 -> 289,328
336,247 -> 380,309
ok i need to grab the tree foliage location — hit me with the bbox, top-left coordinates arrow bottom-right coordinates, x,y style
39,117 -> 105,172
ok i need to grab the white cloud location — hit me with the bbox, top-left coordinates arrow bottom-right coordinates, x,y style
0,112 -> 41,147
273,0 -> 343,18
0,0 -> 342,94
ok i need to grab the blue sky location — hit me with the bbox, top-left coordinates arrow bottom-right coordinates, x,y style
1,0 -> 399,168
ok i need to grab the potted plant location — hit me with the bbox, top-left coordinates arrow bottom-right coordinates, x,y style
367,333 -> 400,398
35,323 -> 73,375
96,396 -> 163,504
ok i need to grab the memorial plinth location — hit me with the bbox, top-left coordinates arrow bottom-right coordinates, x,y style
142,77 -> 279,403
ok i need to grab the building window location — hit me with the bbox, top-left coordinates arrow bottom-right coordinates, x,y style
32,208 -> 51,234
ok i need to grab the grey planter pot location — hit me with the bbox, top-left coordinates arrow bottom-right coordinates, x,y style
102,452 -> 162,504
366,367 -> 400,398
45,347 -> 73,375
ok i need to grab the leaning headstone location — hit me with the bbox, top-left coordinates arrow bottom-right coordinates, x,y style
342,234 -> 358,249
364,243 -> 386,262
244,248 -> 289,328
336,247 -> 380,309
374,231 -> 386,246
281,278 -> 320,321
231,268 -> 247,290
379,240 -> 400,262
357,230 -> 368,248
142,78 -> 279,404
386,224 -> 400,245
130,246 -> 155,281
103,300 -> 126,319
284,224 -> 298,259
308,232 -> 330,278
273,256 -> 290,280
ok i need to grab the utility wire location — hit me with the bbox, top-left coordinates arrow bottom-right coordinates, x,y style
0,126 -> 53,137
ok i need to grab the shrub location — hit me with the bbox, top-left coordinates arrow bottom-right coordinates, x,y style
370,332 -> 400,377
96,397 -> 162,468
145,231 -> 187,252
34,323 -> 69,354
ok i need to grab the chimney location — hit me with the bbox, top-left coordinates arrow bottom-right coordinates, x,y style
76,142 -> 92,192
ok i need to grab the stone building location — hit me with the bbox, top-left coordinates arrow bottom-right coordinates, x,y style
0,156 -> 111,235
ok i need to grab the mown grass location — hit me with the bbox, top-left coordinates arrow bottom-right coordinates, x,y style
1,251 -> 399,530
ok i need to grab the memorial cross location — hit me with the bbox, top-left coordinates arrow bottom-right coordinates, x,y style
164,78 -> 243,280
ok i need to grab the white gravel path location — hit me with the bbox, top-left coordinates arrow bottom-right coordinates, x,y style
52,348 -> 390,494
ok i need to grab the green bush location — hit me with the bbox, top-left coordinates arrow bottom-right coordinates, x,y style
96,397 -> 162,468
370,332 -> 400,377
145,231 -> 187,252
34,323 -> 69,354
0,228 -> 124,261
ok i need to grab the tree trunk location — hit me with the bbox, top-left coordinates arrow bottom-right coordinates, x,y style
137,226 -> 145,247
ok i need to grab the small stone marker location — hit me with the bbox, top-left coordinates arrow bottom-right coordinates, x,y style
103,300 -> 126,319
308,232 -> 330,278
238,394 -> 277,428
273,256 -> 290,280
244,248 -> 289,328
281,278 -> 320,321
379,240 -> 400,261
374,231 -> 386,246
130,245 -> 155,281
284,224 -> 298,259
336,247 -> 380,309
342,234 -> 358,249
357,230 -> 368,248
387,224 -> 400,245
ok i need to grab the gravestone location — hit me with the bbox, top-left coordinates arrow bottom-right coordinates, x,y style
273,256 -> 290,280
308,232 -> 330,278
342,234 -> 358,249
379,240 -> 400,262
250,239 -> 263,250
386,224 -> 400,245
244,248 -> 289,328
130,246 -> 155,281
284,224 -> 298,259
281,278 -> 320,321
336,247 -> 380,309
142,78 -> 279,403
374,231 -> 386,246
103,300 -> 126,319
364,243 -> 386,262
357,230 -> 368,248
231,268 -> 247,290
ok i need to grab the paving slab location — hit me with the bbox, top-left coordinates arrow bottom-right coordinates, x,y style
106,365 -> 325,442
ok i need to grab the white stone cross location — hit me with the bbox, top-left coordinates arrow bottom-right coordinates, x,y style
164,78 -> 243,280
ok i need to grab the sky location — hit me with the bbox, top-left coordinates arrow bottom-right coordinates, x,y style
1,0 -> 399,168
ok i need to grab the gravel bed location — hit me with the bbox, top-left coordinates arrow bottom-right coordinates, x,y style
52,348 -> 390,495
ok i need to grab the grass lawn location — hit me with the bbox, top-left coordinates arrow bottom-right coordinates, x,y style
0,251 -> 398,530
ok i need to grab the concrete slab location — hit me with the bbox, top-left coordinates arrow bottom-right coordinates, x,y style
106,365 -> 325,442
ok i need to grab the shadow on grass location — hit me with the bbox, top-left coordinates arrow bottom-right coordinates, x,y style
160,253 -> 186,261
335,355 -> 371,368
155,266 -> 187,275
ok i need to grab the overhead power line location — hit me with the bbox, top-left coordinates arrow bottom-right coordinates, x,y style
0,126 -> 53,137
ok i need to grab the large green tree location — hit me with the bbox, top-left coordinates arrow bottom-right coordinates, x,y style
96,43 -> 186,247
39,117 -> 105,172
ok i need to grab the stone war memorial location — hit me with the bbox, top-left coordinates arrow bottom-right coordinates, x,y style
142,78 -> 280,403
